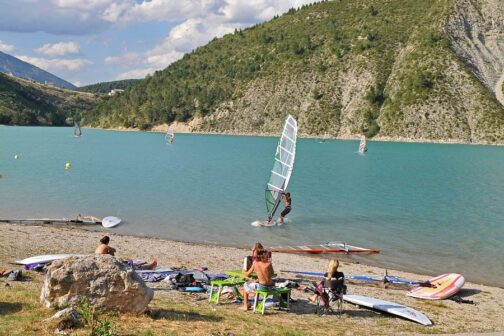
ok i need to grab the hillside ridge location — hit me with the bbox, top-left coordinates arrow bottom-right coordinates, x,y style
0,51 -> 76,90
85,0 -> 504,144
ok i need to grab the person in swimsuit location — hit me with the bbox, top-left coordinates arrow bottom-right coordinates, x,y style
95,236 -> 116,256
95,236 -> 158,270
240,249 -> 275,311
279,192 -> 292,224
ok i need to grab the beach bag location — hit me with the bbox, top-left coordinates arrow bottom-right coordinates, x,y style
175,273 -> 196,287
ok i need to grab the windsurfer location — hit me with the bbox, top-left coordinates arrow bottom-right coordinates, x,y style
279,192 -> 292,224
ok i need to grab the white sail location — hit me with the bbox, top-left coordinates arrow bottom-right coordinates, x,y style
265,115 -> 297,220
74,121 -> 81,137
358,135 -> 367,154
165,127 -> 174,143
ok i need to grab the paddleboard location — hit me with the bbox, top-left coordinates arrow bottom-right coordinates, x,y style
408,273 -> 464,300
343,294 -> 432,326
102,216 -> 121,228
13,254 -> 84,265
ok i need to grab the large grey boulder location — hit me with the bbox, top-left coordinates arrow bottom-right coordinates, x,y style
40,254 -> 153,313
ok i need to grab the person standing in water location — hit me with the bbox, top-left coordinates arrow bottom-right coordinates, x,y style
279,192 -> 292,224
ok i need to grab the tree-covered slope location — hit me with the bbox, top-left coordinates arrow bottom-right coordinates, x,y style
77,79 -> 141,94
0,51 -> 76,90
87,0 -> 504,143
0,73 -> 97,125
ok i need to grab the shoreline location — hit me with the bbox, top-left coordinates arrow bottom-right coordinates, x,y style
2,221 -> 502,289
1,222 -> 504,334
87,125 -> 504,147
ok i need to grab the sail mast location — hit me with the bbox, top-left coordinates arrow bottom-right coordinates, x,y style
265,115 -> 297,221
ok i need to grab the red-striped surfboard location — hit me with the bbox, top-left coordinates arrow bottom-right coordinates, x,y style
408,273 -> 464,300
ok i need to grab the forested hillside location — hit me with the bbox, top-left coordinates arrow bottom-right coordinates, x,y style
86,0 -> 504,143
0,73 -> 97,126
78,79 -> 141,94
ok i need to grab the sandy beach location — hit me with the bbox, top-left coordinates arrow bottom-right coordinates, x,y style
1,222 -> 503,335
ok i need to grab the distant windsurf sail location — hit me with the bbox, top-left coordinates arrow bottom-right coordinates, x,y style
265,114 -> 297,221
358,135 -> 367,154
165,127 -> 174,143
74,121 -> 82,137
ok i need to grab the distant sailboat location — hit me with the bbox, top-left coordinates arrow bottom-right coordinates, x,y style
358,135 -> 367,154
165,127 -> 174,144
74,121 -> 82,137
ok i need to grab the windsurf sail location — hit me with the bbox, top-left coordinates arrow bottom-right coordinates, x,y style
265,115 -> 297,221
358,135 -> 367,154
74,121 -> 82,137
165,127 -> 174,144
268,242 -> 380,254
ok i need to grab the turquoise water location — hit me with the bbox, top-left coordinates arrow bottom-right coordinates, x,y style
1,126 -> 503,286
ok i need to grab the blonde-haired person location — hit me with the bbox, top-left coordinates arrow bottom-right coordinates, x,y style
326,259 -> 340,280
309,259 -> 343,302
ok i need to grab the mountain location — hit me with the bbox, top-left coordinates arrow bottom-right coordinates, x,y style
87,0 -> 504,144
77,79 -> 141,94
0,51 -> 76,90
0,73 -> 97,125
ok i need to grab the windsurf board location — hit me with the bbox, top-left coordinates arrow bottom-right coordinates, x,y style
343,294 -> 432,326
251,220 -> 277,227
13,254 -> 84,265
102,216 -> 121,228
408,273 -> 464,300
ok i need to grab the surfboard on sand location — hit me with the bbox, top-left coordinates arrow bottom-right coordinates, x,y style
102,216 -> 121,228
408,273 -> 464,300
343,294 -> 432,326
13,254 -> 84,265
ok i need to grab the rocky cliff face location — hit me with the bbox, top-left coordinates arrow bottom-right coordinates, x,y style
195,0 -> 504,144
446,0 -> 504,105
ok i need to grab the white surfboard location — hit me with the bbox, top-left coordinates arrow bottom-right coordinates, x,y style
251,220 -> 277,227
13,254 -> 84,265
343,294 -> 432,326
102,216 -> 121,228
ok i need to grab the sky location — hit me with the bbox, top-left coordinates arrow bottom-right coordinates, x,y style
0,0 -> 315,87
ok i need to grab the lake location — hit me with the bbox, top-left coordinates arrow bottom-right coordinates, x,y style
1,126 -> 503,286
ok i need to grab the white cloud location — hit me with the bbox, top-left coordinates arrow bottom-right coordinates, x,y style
105,52 -> 141,65
0,1 -> 316,35
17,55 -> 92,72
117,67 -> 156,80
0,40 -> 15,53
108,1 -> 316,80
35,41 -> 80,57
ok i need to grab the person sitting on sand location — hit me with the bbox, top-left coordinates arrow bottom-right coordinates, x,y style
95,236 -> 158,270
240,249 -> 275,311
95,236 -> 116,256
309,259 -> 343,302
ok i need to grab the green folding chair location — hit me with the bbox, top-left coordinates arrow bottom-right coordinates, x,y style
253,287 -> 291,315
